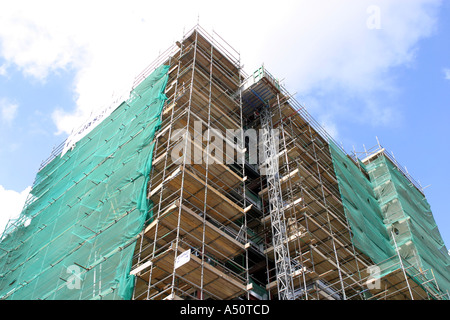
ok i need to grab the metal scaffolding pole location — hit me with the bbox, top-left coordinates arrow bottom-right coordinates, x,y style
392,230 -> 414,300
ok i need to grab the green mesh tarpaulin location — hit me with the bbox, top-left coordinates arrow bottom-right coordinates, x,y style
0,65 -> 169,300
329,143 -> 396,271
330,143 -> 450,296
365,155 -> 450,294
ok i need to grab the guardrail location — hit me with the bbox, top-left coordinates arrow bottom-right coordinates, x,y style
37,139 -> 67,172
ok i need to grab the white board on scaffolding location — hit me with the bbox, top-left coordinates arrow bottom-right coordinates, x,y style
174,249 -> 191,269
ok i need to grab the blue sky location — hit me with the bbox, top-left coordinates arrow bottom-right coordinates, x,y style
0,1 -> 449,250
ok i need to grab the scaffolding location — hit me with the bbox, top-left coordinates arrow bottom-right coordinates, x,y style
127,25 -> 450,300
360,143 -> 450,298
130,25 -> 251,300
253,77 -> 369,300
1,25 -> 448,301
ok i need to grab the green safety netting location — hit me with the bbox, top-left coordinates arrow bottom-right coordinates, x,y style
0,65 -> 169,300
365,155 -> 450,294
330,143 -> 449,296
329,144 -> 396,272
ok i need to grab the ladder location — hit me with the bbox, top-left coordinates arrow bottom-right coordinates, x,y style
260,106 -> 295,300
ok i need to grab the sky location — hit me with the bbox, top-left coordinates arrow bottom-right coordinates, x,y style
0,0 -> 449,249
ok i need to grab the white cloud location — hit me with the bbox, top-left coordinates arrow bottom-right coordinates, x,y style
0,63 -> 7,76
260,1 -> 440,126
0,98 -> 18,125
0,0 -> 442,136
444,68 -> 450,80
0,185 -> 31,235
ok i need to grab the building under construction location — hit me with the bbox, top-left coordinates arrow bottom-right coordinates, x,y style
0,25 -> 449,301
